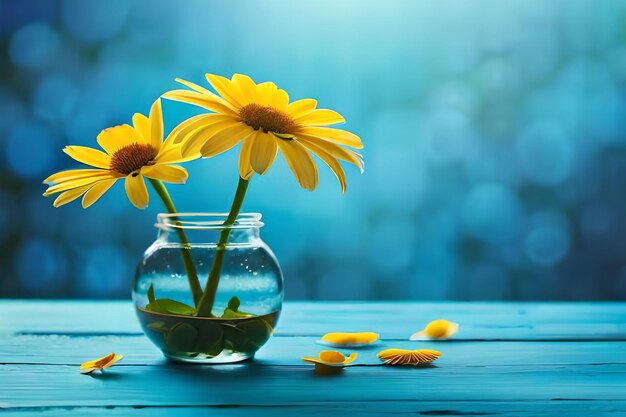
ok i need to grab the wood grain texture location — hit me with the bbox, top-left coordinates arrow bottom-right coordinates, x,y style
1,301 -> 625,416
2,301 -> 626,339
1,335 -> 625,366
3,363 -> 626,405
3,402 -> 626,417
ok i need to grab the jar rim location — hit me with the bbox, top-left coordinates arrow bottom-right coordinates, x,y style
155,212 -> 264,230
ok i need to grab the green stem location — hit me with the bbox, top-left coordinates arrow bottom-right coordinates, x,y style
148,178 -> 203,306
195,177 -> 250,317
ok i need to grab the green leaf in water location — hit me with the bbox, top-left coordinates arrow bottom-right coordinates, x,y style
147,283 -> 155,304
222,318 -> 271,353
222,296 -> 254,318
227,296 -> 240,311
166,322 -> 198,352
237,319 -> 272,349
146,299 -> 196,316
195,322 -> 224,357
147,321 -> 169,333
222,308 -> 254,319
221,324 -> 246,353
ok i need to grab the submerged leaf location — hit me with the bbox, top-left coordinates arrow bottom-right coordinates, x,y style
166,322 -> 198,352
222,308 -> 255,318
223,319 -> 272,353
146,298 -> 196,316
195,322 -> 224,357
147,321 -> 169,333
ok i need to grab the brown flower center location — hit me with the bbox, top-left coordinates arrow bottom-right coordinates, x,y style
109,143 -> 158,175
239,103 -> 296,134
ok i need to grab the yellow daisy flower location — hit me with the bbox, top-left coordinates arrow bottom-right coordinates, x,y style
163,73 -> 364,192
43,99 -> 194,209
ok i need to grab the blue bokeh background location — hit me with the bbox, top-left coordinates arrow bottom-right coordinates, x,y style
2,0 -> 626,300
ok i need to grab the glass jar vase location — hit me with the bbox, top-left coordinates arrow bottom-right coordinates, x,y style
132,213 -> 283,363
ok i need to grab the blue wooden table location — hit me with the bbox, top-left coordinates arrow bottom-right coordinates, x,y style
1,301 -> 625,416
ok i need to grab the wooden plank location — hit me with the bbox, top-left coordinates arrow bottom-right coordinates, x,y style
1,334 -> 625,367
2,401 -> 626,417
1,363 -> 625,408
2,301 -> 626,340
2,301 -> 625,416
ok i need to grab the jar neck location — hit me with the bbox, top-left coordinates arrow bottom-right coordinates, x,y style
155,213 -> 263,245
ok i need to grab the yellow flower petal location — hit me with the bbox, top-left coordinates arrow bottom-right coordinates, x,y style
238,136 -> 255,180
155,146 -> 195,165
410,320 -> 459,341
165,114 -> 207,145
182,122 -> 240,157
343,353 -> 358,365
124,173 -> 149,209
80,352 -> 123,374
97,124 -> 143,155
44,172 -> 117,196
319,350 -> 347,364
320,332 -> 379,346
249,131 -> 278,175
377,348 -> 441,366
132,113 -> 151,143
301,350 -> 358,374
200,123 -> 253,158
294,109 -> 345,126
169,114 -> 233,145
162,89 -> 237,116
63,146 -> 111,169
174,77 -> 213,95
101,354 -> 123,369
300,356 -> 323,365
53,184 -> 93,208
43,169 -> 108,184
82,178 -> 118,208
286,98 -> 318,116
232,73 -> 257,103
178,117 -> 238,157
298,126 -> 363,149
141,164 -> 188,184
270,88 -> 289,110
297,135 -> 364,172
298,139 -> 348,193
255,82 -> 278,106
149,98 -> 164,151
275,137 -> 318,191
205,73 -> 245,109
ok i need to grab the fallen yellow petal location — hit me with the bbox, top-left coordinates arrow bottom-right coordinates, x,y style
342,352 -> 358,365
319,331 -> 379,347
410,320 -> 459,341
319,350 -> 348,364
377,348 -> 441,365
301,350 -> 358,374
80,352 -> 123,374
